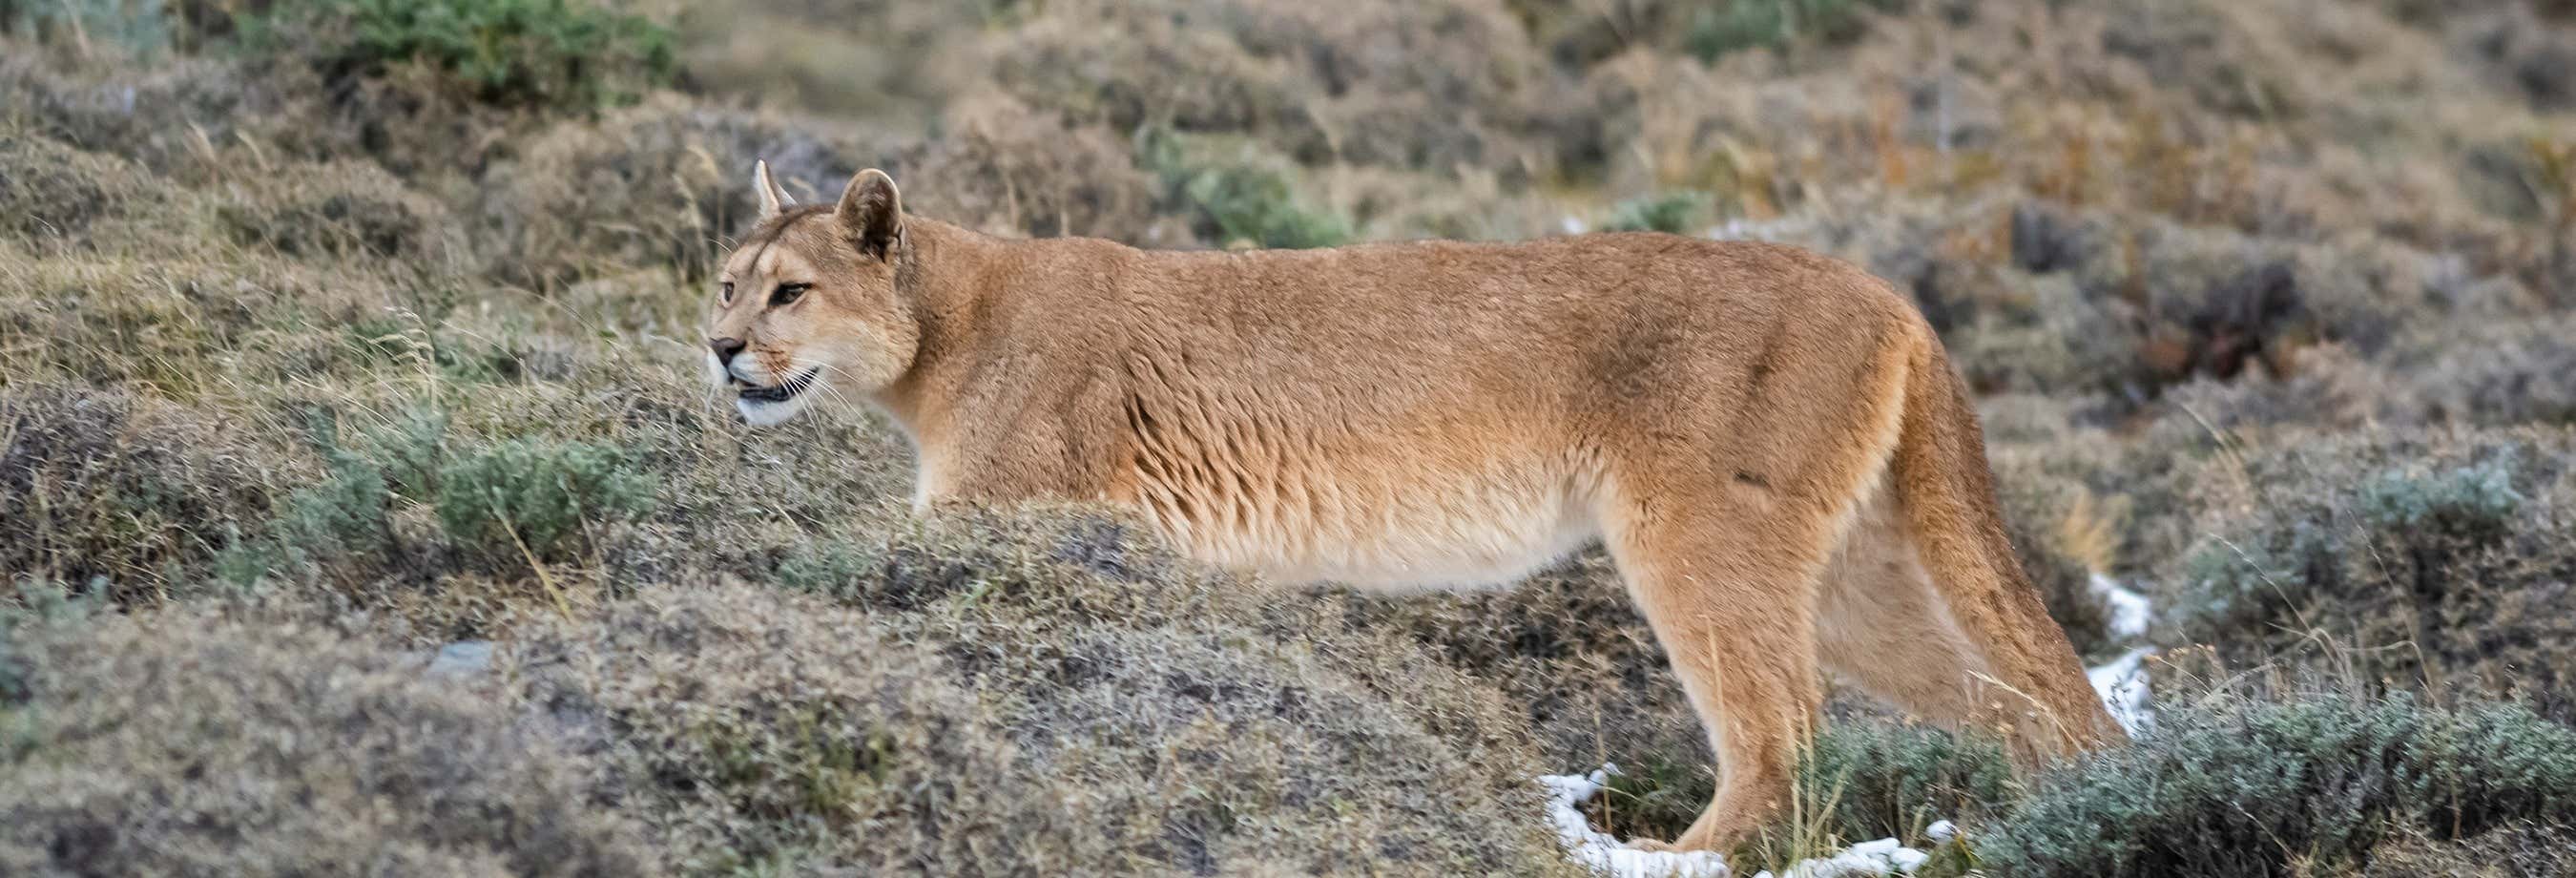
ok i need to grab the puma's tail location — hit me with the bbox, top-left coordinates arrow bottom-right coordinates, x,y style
1887,329 -> 2125,756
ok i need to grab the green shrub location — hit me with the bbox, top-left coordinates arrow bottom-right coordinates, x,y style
434,438 -> 653,563
1685,0 -> 1901,62
0,0 -> 187,56
216,408 -> 447,586
1605,191 -> 1708,234
1179,161 -> 1352,249
1981,695 -> 2576,877
1143,134 -> 1351,249
269,443 -> 400,563
245,0 -> 675,110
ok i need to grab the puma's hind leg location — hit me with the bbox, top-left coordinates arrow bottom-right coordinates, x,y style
1601,483 -> 1834,854
1814,484 -> 2008,733
1598,335 -> 1922,852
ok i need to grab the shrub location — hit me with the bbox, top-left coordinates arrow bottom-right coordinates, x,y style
1796,719 -> 2016,843
471,96 -> 896,286
213,158 -> 460,264
990,0 -> 1569,176
2353,459 -> 2523,538
1605,190 -> 1708,234
0,605 -> 650,876
2162,433 -> 2576,707
242,0 -> 675,111
1178,160 -> 1351,248
1328,549 -> 1707,772
1980,694 -> 2576,877
1144,134 -> 1351,248
900,93 -> 1161,241
0,134 -> 144,240
1685,0 -> 1901,62
433,438 -> 653,564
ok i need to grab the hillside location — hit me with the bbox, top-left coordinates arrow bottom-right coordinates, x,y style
5,1 -> 2576,875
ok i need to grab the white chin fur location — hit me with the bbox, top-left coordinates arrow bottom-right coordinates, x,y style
735,395 -> 808,427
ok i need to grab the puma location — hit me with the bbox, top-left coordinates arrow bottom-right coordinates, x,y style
705,163 -> 2123,851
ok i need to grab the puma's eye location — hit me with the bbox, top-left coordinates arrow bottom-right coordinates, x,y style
770,282 -> 811,306
718,282 -> 735,303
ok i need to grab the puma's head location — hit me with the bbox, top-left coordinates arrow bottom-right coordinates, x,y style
706,162 -> 914,427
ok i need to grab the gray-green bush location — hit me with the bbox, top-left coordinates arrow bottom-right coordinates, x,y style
433,438 -> 654,563
1981,695 -> 2576,877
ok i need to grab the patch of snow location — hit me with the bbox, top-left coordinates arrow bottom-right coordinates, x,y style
1752,837 -> 1931,878
2087,572 -> 2152,639
1923,821 -> 1956,845
2088,646 -> 2156,735
1539,766 -> 1733,877
1705,217 -> 1813,242
1563,216 -> 1591,236
1704,219 -> 1772,241
1537,767 -> 1945,878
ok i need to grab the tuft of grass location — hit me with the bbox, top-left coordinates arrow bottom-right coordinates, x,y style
1580,717 -> 2015,858
433,437 -> 654,564
0,387 -> 282,602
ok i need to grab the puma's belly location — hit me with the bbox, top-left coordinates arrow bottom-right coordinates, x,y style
1119,449 -> 1606,591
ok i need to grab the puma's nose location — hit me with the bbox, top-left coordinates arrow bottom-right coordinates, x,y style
708,337 -> 747,366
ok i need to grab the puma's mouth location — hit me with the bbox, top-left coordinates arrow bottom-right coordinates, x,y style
735,367 -> 821,404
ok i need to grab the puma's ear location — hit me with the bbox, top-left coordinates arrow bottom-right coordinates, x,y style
753,159 -> 791,220
835,168 -> 902,260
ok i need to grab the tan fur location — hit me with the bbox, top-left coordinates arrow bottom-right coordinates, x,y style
707,166 -> 2126,850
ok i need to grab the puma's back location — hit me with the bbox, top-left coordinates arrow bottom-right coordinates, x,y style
976,233 -> 1917,590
